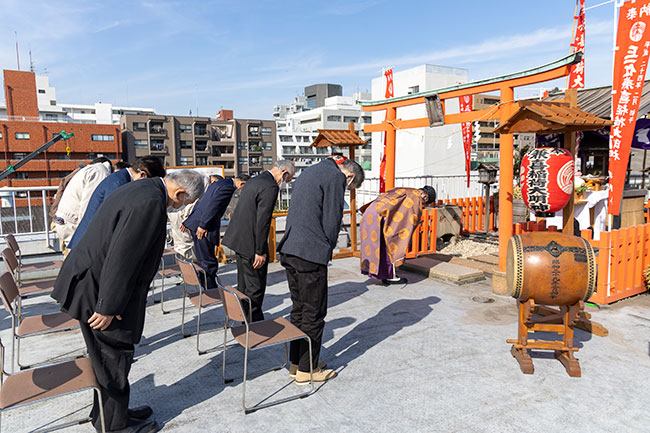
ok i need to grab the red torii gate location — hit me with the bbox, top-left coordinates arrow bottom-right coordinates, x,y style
361,52 -> 583,271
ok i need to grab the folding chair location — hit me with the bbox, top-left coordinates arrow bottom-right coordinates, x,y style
177,258 -> 224,355
2,248 -> 56,298
0,339 -> 106,433
151,249 -> 181,314
0,272 -> 79,371
219,286 -> 315,413
4,234 -> 61,283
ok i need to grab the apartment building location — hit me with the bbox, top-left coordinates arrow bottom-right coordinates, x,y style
121,110 -> 276,177
0,74 -> 155,124
0,70 -> 121,190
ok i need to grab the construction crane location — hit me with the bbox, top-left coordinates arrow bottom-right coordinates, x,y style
0,130 -> 74,182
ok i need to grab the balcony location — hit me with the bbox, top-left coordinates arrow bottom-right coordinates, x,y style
150,144 -> 168,154
248,144 -> 262,154
149,126 -> 167,137
195,142 -> 209,152
194,126 -> 208,136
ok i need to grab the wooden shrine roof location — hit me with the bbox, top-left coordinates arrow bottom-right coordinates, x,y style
493,100 -> 613,134
312,129 -> 367,147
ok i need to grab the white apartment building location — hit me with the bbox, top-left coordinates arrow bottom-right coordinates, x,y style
0,75 -> 155,124
370,65 -> 469,178
278,93 -> 373,174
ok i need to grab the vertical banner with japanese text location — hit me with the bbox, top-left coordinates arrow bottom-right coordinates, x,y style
459,95 -> 473,187
379,68 -> 394,193
569,0 -> 586,89
608,1 -> 650,214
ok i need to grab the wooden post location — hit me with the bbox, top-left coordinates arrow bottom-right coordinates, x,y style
562,88 -> 578,235
498,87 -> 515,270
385,107 -> 397,190
348,122 -> 358,253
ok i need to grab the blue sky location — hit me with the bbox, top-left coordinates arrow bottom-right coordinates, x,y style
0,0 -> 620,119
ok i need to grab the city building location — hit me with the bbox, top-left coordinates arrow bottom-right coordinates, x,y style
0,74 -> 155,124
278,92 -> 372,175
121,110 -> 276,177
0,69 -> 121,190
370,64 -> 469,178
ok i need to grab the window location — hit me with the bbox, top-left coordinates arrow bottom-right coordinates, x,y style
327,115 -> 342,122
249,142 -> 261,152
362,116 -> 371,123
279,135 -> 293,142
13,152 -> 27,159
150,123 -> 165,134
196,156 -> 207,165
194,124 -> 207,135
50,100 -> 56,106
261,127 -> 272,135
237,142 -> 247,150
262,156 -> 273,165
15,172 -> 28,179
15,132 -> 30,140
38,89 -> 46,94
483,98 -> 499,105
262,142 -> 273,150
179,156 -> 193,166
133,122 -> 146,131
248,125 -> 260,136
343,116 -> 357,123
180,140 -> 192,149
195,140 -> 208,151
239,157 -> 248,165
150,140 -> 165,151
180,124 -> 192,133
92,134 -> 115,141
306,97 -> 316,109
134,139 -> 148,149
0,132 -> 2,139
408,85 -> 419,94
282,146 -> 295,154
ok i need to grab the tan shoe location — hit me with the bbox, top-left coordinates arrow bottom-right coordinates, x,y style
289,361 -> 327,378
294,368 -> 336,385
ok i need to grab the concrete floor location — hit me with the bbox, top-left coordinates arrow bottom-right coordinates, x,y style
2,257 -> 650,432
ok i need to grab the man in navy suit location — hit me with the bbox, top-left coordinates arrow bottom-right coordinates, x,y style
68,156 -> 166,249
182,174 -> 249,288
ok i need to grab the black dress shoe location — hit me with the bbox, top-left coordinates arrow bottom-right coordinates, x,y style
382,277 -> 408,285
128,406 -> 153,420
95,419 -> 160,433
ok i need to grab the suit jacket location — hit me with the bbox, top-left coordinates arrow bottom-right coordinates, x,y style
222,171 -> 278,258
277,158 -> 346,265
51,178 -> 167,344
183,178 -> 235,235
67,169 -> 133,249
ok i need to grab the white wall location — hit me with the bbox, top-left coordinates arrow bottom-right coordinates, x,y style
370,64 -> 468,179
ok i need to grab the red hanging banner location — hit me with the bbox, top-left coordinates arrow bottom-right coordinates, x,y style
459,95 -> 473,187
569,0 -> 586,89
379,68 -> 394,193
608,1 -> 650,215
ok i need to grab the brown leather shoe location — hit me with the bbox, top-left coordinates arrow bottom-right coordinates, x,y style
295,368 -> 336,385
289,360 -> 326,378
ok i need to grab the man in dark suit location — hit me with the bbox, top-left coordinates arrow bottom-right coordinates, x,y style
68,156 -> 166,249
181,174 -> 249,288
222,160 -> 295,322
51,170 -> 205,433
277,156 -> 364,384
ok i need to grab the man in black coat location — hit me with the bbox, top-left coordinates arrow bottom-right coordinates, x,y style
51,170 -> 205,433
277,156 -> 364,384
181,174 -> 249,288
222,160 -> 295,322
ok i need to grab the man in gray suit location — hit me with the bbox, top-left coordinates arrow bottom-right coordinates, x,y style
277,156 -> 364,384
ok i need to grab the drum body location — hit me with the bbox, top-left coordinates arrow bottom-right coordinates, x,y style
506,232 -> 596,306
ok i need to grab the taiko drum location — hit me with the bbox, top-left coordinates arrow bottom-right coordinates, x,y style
505,232 -> 597,306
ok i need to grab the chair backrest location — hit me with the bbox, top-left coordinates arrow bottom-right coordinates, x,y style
177,259 -> 200,286
0,271 -> 18,312
218,286 -> 249,323
4,234 -> 19,254
1,247 -> 18,274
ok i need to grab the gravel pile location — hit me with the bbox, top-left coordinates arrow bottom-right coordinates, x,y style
437,237 -> 499,258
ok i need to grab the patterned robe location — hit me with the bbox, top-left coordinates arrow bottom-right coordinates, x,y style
360,188 -> 424,279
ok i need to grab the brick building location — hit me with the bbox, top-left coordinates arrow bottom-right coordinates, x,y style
121,109 -> 276,177
1,70 -> 121,191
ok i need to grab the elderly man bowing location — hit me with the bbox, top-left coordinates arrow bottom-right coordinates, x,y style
52,170 -> 205,433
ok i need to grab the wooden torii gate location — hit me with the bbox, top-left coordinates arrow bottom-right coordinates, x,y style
361,52 -> 584,271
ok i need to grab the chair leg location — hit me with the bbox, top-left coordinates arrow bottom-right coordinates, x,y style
181,287 -> 189,338
196,302 -> 203,354
160,275 -> 168,314
242,345 -> 249,413
96,388 -> 106,433
222,318 -> 231,383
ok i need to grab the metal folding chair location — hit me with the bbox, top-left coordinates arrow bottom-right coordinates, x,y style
4,234 -> 61,284
177,258 -> 225,355
0,338 -> 106,433
0,272 -> 79,371
219,286 -> 315,413
151,249 -> 181,314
